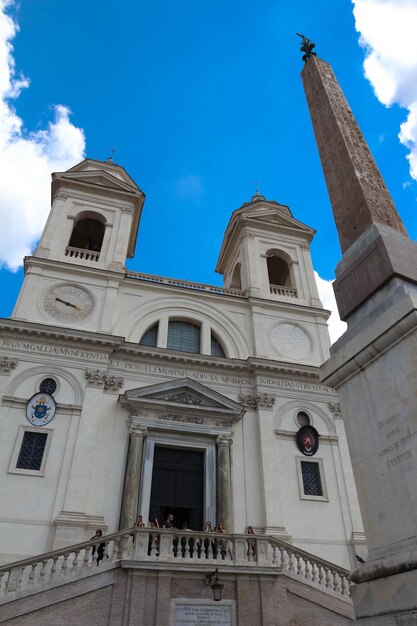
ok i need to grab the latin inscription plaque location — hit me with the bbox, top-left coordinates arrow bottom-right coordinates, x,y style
174,603 -> 232,626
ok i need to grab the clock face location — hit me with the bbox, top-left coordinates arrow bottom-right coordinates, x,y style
270,323 -> 311,359
43,284 -> 94,323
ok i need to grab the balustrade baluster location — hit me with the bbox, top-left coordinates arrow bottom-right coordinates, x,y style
305,560 -> 313,581
0,571 -> 6,595
297,556 -> 305,577
289,552 -> 297,574
342,576 -> 351,596
273,545 -> 282,568
334,572 -> 342,593
50,556 -> 59,581
61,553 -> 70,576
39,560 -> 48,586
312,562 -> 319,583
280,547 -> 289,570
28,563 -> 37,588
319,565 -> 326,586
72,550 -> 80,571
325,567 -> 334,589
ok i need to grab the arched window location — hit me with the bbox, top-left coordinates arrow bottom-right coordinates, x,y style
211,334 -> 225,358
139,323 -> 159,347
230,263 -> 242,290
167,321 -> 200,353
267,255 -> 291,287
68,213 -> 105,253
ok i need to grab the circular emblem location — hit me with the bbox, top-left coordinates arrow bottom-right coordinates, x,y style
270,323 -> 311,360
43,284 -> 94,323
296,425 -> 319,456
26,393 -> 56,427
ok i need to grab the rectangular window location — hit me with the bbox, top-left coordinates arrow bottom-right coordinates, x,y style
16,432 -> 48,471
297,457 -> 328,501
301,461 -> 323,496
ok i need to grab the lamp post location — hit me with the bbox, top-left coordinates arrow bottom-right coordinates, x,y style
206,569 -> 224,602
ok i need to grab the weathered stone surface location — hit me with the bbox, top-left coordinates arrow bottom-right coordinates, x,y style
301,56 -> 407,255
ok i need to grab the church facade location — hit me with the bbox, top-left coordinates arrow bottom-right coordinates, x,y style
0,158 -> 364,571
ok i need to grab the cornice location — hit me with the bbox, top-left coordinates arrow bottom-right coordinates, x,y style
0,321 -> 331,389
24,256 -> 125,281
247,357 -> 320,380
247,296 -> 331,319
116,343 -> 249,371
0,319 -> 124,352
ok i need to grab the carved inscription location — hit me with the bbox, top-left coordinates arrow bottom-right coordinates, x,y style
175,603 -> 232,626
1,339 -> 107,362
378,413 -> 416,468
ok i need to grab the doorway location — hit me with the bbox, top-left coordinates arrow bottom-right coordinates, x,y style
149,446 -> 204,530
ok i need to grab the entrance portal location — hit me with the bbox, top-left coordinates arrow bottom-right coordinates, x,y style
149,446 -> 204,530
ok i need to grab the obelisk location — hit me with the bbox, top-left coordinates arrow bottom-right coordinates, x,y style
302,51 -> 417,624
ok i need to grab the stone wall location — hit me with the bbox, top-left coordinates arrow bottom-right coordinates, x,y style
0,566 -> 355,625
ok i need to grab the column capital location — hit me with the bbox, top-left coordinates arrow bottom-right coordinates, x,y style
130,424 -> 147,438
216,435 -> 233,448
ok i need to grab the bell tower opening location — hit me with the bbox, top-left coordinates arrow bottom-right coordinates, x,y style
68,212 -> 106,257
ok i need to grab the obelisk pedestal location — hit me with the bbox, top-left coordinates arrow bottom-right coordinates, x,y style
302,55 -> 417,624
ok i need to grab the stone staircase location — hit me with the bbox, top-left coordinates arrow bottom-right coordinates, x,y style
0,528 -> 352,606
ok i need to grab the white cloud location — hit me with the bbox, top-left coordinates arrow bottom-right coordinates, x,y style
352,0 -> 417,182
0,1 -> 85,270
314,272 -> 347,344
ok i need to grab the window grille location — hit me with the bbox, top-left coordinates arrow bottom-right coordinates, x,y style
16,432 -> 48,471
140,323 -> 159,347
167,321 -> 200,353
301,461 -> 323,496
211,334 -> 225,358
296,411 -> 310,428
39,378 -> 57,395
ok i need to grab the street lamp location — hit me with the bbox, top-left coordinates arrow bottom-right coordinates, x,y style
206,569 -> 224,602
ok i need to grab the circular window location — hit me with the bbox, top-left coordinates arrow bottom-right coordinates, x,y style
296,411 -> 310,428
39,378 -> 57,395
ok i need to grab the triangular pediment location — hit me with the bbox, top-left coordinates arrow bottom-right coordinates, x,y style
53,169 -> 143,196
67,158 -> 141,190
238,206 -> 312,232
121,378 -> 244,416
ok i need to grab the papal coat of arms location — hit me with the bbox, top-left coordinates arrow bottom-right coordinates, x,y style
26,393 -> 56,427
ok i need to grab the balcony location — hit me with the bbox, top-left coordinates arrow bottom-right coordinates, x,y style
269,284 -> 297,297
65,246 -> 100,262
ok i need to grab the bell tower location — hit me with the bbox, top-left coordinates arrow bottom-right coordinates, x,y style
216,193 -> 331,365
36,159 -> 145,271
216,193 -> 322,307
12,159 -> 145,332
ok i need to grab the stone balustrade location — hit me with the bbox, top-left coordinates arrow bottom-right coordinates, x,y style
126,271 -> 246,297
269,284 -> 298,297
0,529 -> 351,603
65,246 -> 100,261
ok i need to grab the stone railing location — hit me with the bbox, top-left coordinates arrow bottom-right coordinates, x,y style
0,529 -> 351,603
269,284 -> 298,297
126,271 -> 246,297
65,246 -> 100,261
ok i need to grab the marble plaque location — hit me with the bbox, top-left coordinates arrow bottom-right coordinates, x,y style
174,602 -> 232,626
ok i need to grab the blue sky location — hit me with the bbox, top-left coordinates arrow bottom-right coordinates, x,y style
0,0 -> 416,341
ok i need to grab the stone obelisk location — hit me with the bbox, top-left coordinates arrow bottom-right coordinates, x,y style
302,53 -> 417,624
